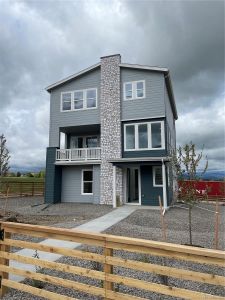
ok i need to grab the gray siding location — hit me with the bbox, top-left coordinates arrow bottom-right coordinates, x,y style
121,68 -> 165,120
61,165 -> 100,203
165,86 -> 176,150
49,68 -> 101,147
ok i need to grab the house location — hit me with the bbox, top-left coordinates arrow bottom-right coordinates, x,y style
45,54 -> 178,208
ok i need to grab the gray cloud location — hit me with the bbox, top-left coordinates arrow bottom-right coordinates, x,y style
0,0 -> 224,171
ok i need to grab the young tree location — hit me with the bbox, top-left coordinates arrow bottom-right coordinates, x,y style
0,134 -> 10,177
172,142 -> 208,245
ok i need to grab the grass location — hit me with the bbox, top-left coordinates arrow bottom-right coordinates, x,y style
0,177 -> 44,183
0,177 -> 44,195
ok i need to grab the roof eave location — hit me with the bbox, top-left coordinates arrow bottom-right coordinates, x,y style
45,62 -> 101,93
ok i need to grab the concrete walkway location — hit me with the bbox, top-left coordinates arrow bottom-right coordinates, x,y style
9,205 -> 137,282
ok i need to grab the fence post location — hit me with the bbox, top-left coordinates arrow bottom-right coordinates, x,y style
104,240 -> 113,300
0,224 -> 11,297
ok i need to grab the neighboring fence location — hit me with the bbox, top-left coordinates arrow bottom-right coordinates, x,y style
0,181 -> 45,198
178,180 -> 225,201
0,222 -> 224,299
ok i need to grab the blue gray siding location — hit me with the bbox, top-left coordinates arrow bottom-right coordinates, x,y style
121,68 -> 165,120
141,165 -> 163,206
49,68 -> 101,147
165,86 -> 176,150
61,165 -> 100,203
45,147 -> 62,204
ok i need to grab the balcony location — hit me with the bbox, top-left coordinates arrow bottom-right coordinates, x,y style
56,148 -> 101,163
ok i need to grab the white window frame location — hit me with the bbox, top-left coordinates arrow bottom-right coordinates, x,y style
81,169 -> 93,195
153,166 -> 163,187
124,80 -> 145,100
61,92 -> 72,111
61,88 -> 97,112
124,121 -> 165,151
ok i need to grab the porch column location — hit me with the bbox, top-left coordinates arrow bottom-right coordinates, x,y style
113,165 -> 117,208
162,160 -> 168,209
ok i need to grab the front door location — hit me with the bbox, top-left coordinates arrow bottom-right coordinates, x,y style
126,167 -> 140,204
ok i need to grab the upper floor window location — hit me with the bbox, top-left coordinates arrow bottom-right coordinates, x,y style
61,88 -> 97,112
124,121 -> 164,151
124,80 -> 145,100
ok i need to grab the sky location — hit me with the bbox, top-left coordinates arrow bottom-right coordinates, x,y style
0,0 -> 224,171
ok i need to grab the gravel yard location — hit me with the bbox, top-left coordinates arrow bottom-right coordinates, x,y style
105,203 -> 225,250
1,202 -> 225,299
0,196 -> 113,227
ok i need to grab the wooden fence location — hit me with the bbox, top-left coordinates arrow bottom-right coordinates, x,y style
0,222 -> 224,300
0,181 -> 44,198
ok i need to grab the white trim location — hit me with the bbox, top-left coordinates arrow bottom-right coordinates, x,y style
81,169 -> 93,195
120,63 -> 168,73
113,165 -> 116,208
121,116 -> 165,122
124,121 -> 165,151
125,167 -> 141,205
153,166 -> 163,187
61,88 -> 97,112
46,62 -> 101,91
162,161 -> 168,209
123,80 -> 145,101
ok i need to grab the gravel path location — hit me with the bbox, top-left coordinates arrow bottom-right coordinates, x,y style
2,202 -> 225,299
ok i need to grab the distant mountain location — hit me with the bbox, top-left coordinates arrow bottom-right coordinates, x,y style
202,170 -> 225,181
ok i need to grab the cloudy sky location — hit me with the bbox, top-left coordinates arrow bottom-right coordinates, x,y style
0,0 -> 224,171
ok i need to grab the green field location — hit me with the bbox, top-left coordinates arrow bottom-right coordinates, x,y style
0,177 -> 44,183
0,177 -> 45,195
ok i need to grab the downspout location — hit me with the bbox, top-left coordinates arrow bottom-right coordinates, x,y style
162,158 -> 168,210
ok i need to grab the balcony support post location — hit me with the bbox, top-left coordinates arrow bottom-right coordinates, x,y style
113,165 -> 117,208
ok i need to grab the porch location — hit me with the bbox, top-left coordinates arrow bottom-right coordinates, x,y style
57,124 -> 101,163
110,157 -> 171,209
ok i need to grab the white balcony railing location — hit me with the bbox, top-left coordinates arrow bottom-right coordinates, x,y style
56,148 -> 101,162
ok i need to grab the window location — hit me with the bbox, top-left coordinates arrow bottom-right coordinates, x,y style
153,166 -> 163,187
125,83 -> 133,99
61,88 -> 97,111
124,121 -> 164,151
62,93 -> 72,111
86,89 -> 97,108
138,124 -> 148,149
74,91 -> 84,110
86,136 -> 98,148
124,80 -> 145,100
151,123 -> 162,148
125,125 -> 135,149
82,170 -> 93,194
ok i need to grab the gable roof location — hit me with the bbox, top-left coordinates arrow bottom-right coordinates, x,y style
46,60 -> 178,120
45,62 -> 101,92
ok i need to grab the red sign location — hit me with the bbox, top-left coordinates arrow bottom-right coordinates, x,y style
178,180 -> 225,200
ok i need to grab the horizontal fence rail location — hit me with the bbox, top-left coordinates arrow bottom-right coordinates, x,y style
0,181 -> 44,198
0,222 -> 224,300
56,148 -> 101,162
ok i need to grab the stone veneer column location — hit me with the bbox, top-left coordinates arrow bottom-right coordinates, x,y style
100,54 -> 122,205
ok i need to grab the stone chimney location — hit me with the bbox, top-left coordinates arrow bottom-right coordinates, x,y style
100,54 -> 122,204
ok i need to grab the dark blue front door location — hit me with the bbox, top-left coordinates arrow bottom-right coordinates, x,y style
141,165 -> 163,206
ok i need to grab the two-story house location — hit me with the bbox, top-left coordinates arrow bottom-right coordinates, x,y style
45,54 -> 178,208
